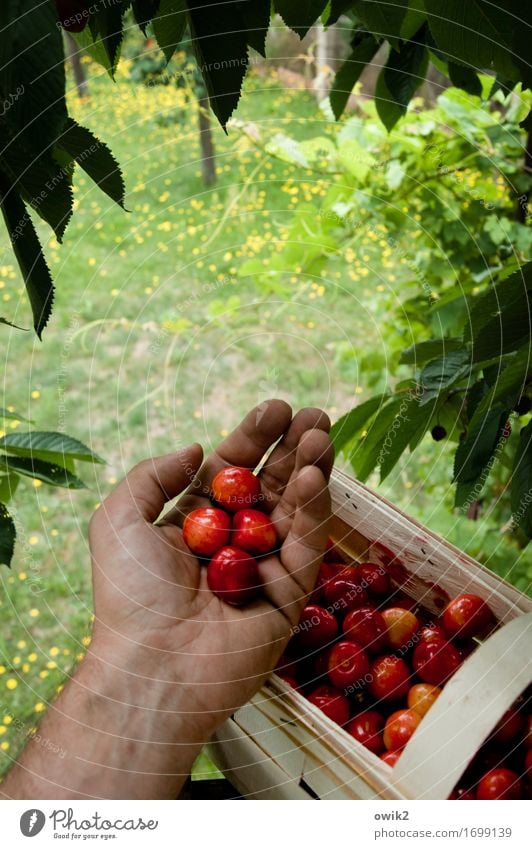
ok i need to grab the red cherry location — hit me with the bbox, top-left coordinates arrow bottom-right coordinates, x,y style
412,638 -> 461,686
490,705 -> 525,744
525,749 -> 532,779
525,715 -> 532,748
368,655 -> 411,702
211,466 -> 261,512
358,562 -> 391,596
449,787 -> 476,800
207,546 -> 260,606
343,606 -> 388,654
407,683 -> 441,718
380,750 -> 400,767
307,685 -> 350,726
55,0 -> 90,32
323,575 -> 369,612
442,593 -> 494,640
182,507 -> 231,557
419,623 -> 447,643
313,648 -> 331,681
346,710 -> 385,754
381,607 -> 420,651
383,708 -> 422,751
310,561 -> 349,603
293,605 -> 339,652
232,508 -> 277,556
476,768 -> 524,800
328,641 -> 370,689
274,654 -> 299,681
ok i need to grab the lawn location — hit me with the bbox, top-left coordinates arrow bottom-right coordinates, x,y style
0,58 -> 530,777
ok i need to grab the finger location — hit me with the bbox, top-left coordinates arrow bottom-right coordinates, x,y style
271,429 -> 334,540
97,444 -> 204,528
260,407 -> 330,508
259,464 -> 331,626
165,399 -> 293,523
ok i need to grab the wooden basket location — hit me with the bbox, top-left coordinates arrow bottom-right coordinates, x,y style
206,468 -> 532,800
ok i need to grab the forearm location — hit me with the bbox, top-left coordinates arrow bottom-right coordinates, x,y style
1,647 -> 210,800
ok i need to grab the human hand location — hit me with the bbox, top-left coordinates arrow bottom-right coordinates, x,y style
88,400 -> 333,743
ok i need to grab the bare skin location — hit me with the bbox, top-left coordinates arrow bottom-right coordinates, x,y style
1,400 -> 333,799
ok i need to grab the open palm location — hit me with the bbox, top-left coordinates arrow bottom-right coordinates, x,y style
89,400 -> 333,737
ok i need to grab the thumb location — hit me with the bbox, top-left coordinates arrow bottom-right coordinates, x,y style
100,444 -> 204,526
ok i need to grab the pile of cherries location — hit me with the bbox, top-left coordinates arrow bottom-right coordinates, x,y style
275,543 -> 531,800
183,465 -> 277,606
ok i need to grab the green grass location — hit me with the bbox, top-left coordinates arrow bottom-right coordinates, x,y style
0,60 -> 530,778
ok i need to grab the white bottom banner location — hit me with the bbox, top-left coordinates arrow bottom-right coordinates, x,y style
2,799 -> 530,848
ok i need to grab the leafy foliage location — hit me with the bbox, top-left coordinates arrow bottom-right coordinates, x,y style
0,1 -> 530,333
0,420 -> 104,568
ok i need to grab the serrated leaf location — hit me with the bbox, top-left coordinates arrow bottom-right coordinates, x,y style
330,30 -> 379,120
400,0 -> 427,41
328,1 -> 352,25
0,317 -> 27,331
0,472 -> 19,503
131,0 -> 161,34
463,262 -> 532,362
400,338 -> 463,366
379,394 -> 434,481
0,503 -> 16,567
511,420 -> 532,538
186,0 -> 249,127
0,431 -> 105,465
375,26 -> 429,131
419,349 -> 471,405
152,0 -> 187,63
351,397 -> 405,481
468,346 -> 531,434
0,174 -> 54,338
0,455 -> 86,489
453,406 -> 510,485
448,62 -> 482,97
353,0 -> 408,47
57,119 -> 126,209
425,0 -> 519,84
331,394 -> 389,452
238,0 -> 271,55
274,0 -> 326,37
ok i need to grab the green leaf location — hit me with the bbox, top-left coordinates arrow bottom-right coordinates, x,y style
330,31 -> 379,120
186,0 -> 249,126
351,397 -> 405,481
448,62 -> 482,97
379,393 -> 434,481
400,338 -> 464,366
0,173 -> 54,339
152,0 -> 187,63
468,346 -> 531,434
0,432 -> 105,465
511,420 -> 532,538
274,1 -> 325,37
0,503 -> 16,568
57,119 -> 126,210
425,1 -> 519,83
331,394 -> 389,452
0,455 -> 86,489
463,262 -> 532,362
353,1 -> 408,47
375,26 -> 429,131
238,0 -> 271,55
79,4 -> 125,77
0,1 -> 68,153
0,472 -> 19,503
453,406 -> 510,486
0,408 -> 33,423
131,0 -> 161,34
0,147 -> 73,242
400,0 -> 427,41
328,1 -> 352,25
419,349 -> 471,405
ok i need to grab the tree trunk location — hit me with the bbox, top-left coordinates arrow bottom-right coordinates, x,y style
64,33 -> 89,98
198,97 -> 216,187
313,23 -> 330,102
